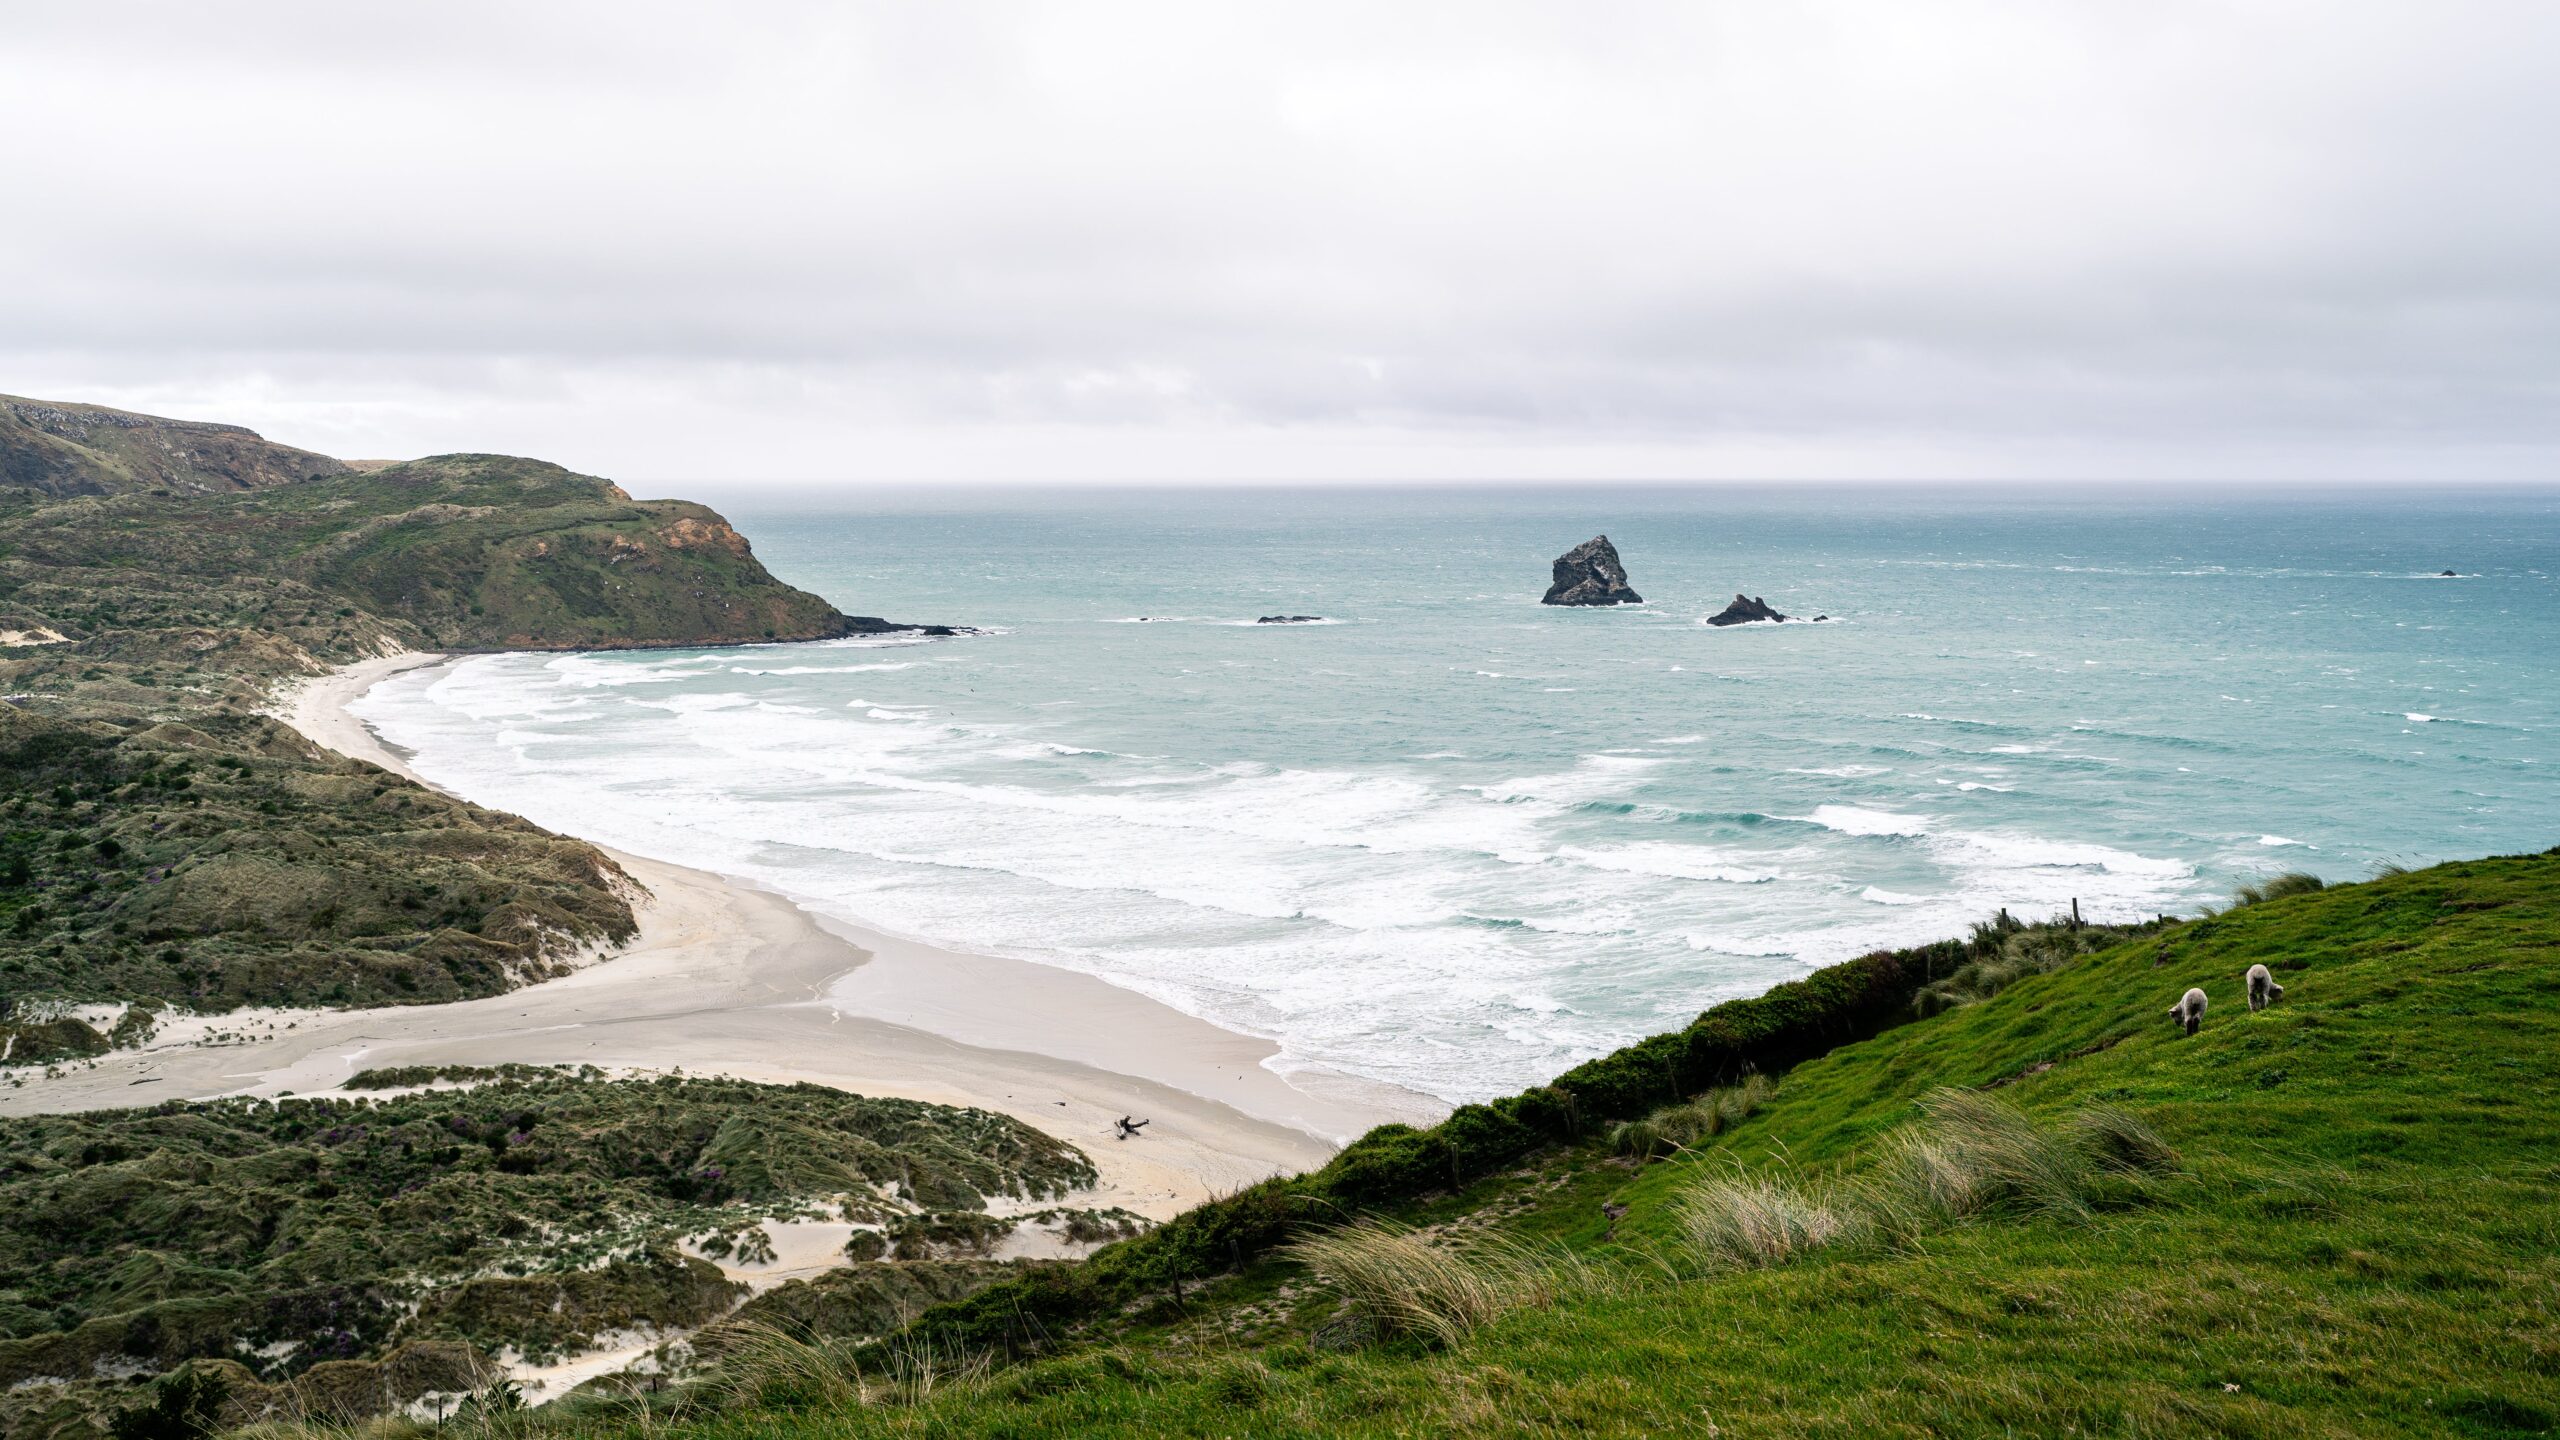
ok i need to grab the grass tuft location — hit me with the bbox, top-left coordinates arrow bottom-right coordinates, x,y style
703,1321 -> 867,1413
1673,1167 -> 1860,1270
1284,1221 -> 1574,1348
2233,871 -> 2326,906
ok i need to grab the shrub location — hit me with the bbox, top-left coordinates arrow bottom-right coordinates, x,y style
107,1366 -> 229,1440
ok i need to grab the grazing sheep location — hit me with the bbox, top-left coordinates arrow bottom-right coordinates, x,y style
2169,987 -> 2208,1037
2247,963 -> 2284,1011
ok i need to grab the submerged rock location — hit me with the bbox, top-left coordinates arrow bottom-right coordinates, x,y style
1542,535 -> 1643,606
1705,594 -> 1788,626
844,616 -> 967,637
1256,615 -> 1324,624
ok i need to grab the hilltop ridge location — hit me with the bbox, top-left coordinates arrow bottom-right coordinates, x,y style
0,393 -> 351,499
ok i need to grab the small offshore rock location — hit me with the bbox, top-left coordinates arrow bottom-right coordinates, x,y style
1256,615 -> 1324,624
1542,535 -> 1643,606
2439,569 -> 2459,577
1705,593 -> 1788,626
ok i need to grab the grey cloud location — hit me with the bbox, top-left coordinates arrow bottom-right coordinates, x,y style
3,0 -> 2558,480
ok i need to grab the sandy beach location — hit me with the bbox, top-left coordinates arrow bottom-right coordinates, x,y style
1,649 -> 1442,1218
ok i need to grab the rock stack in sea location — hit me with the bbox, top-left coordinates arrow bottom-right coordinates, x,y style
1705,594 -> 1788,626
1542,536 -> 1643,606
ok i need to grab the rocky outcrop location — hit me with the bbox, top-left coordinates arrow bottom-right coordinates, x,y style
1706,594 -> 1787,626
844,616 -> 966,637
1542,536 -> 1643,606
1256,615 -> 1323,624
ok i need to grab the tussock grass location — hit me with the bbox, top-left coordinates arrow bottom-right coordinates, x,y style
2233,871 -> 2326,906
704,1321 -> 867,1413
1284,1221 -> 1580,1348
1870,1089 -> 2112,1223
1609,1074 -> 1776,1161
1674,1167 -> 1861,1270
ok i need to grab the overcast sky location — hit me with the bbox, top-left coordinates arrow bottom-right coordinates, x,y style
5,1 -> 2557,485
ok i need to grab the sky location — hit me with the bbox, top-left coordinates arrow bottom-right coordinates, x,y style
4,1 -> 2557,486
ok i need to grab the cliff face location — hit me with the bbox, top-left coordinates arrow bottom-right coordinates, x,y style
0,394 -> 350,498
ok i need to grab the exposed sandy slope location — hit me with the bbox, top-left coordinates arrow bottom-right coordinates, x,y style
4,650 -> 1443,1220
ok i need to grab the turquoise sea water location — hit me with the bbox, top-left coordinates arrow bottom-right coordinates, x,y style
357,486 -> 2559,1102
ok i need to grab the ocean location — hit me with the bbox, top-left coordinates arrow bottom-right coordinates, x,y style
353,485 -> 2559,1103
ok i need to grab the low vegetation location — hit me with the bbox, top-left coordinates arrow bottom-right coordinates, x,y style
0,1071 -> 1101,1436
0,705 -> 637,1035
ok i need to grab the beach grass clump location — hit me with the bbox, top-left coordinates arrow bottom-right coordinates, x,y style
1864,1090 -> 2098,1229
1284,1221 -> 1574,1348
703,1322 -> 869,1413
1674,1167 -> 1862,1270
1863,1090 -> 2180,1237
2233,871 -> 2326,907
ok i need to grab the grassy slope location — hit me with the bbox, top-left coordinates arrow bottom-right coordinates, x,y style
621,851 -> 2560,1438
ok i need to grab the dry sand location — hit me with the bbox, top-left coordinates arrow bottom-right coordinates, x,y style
1,650 -> 1442,1218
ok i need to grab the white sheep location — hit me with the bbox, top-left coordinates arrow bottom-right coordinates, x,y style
2247,963 -> 2284,1012
2169,987 -> 2207,1037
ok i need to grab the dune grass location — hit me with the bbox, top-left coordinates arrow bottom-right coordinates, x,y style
1282,1221 -> 1589,1348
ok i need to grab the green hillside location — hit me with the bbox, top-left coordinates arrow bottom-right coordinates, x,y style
350,849 -> 2560,1439
1,451 -> 936,654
